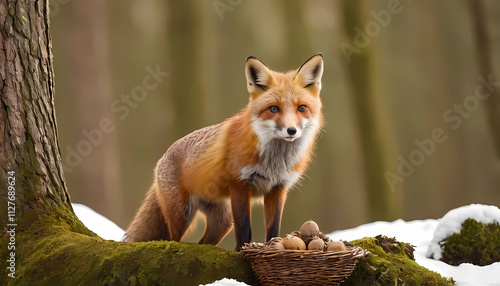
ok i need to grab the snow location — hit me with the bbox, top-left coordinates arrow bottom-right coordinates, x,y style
72,203 -> 500,286
72,203 -> 125,241
200,278 -> 249,286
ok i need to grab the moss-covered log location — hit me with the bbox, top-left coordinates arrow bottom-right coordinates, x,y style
1,206 -> 256,285
342,236 -> 454,285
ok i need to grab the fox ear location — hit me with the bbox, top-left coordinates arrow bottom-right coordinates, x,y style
296,53 -> 323,92
245,56 -> 274,96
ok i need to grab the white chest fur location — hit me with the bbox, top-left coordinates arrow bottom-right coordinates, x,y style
239,118 -> 319,195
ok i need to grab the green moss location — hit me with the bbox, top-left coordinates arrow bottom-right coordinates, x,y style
0,206 -> 256,286
440,218 -> 500,266
341,236 -> 454,286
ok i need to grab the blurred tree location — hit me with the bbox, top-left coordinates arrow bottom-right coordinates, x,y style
58,0 -> 124,223
283,0 -> 311,60
103,0 -> 172,229
166,0 -> 206,138
340,0 -> 401,221
468,0 -> 500,158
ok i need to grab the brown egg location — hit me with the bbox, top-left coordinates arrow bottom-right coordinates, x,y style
327,241 -> 346,252
266,237 -> 285,250
307,237 -> 325,251
282,234 -> 292,242
272,242 -> 286,250
283,235 -> 307,250
299,220 -> 320,245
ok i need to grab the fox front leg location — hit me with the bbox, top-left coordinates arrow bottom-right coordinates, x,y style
230,182 -> 252,251
264,186 -> 287,242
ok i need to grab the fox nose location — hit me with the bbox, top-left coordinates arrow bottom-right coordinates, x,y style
287,127 -> 297,135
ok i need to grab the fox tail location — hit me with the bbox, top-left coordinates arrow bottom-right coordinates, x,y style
123,183 -> 169,242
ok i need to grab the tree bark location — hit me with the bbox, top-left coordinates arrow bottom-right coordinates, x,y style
0,0 -> 70,212
0,1 -> 254,284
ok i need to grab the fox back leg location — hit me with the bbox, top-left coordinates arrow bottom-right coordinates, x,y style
156,185 -> 197,242
198,200 -> 233,245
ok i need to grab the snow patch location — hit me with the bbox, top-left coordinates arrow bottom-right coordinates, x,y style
72,203 -> 125,241
200,278 -> 249,286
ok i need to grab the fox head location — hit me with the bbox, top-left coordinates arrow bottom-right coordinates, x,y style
245,53 -> 323,143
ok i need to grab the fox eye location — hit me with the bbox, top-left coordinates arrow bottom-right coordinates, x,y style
269,106 -> 280,113
298,105 -> 306,112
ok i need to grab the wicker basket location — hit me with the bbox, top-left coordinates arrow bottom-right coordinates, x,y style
241,244 -> 366,285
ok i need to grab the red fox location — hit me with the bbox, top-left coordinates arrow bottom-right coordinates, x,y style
124,53 -> 324,250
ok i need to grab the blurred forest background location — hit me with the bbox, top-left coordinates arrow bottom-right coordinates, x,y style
50,0 -> 500,250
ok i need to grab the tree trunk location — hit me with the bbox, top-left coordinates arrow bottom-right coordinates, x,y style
0,1 -> 254,284
468,0 -> 500,158
59,0 -> 124,226
340,0 -> 402,221
166,0 -> 206,139
0,0 -> 70,212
